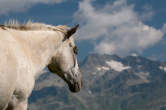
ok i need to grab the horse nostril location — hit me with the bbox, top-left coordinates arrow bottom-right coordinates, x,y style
76,82 -> 79,90
76,80 -> 83,90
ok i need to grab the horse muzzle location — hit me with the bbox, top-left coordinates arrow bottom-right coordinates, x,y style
68,80 -> 83,93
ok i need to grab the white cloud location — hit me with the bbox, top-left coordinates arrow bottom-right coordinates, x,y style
0,0 -> 66,15
74,0 -> 164,55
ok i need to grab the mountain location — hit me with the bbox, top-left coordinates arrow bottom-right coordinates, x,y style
28,54 -> 166,110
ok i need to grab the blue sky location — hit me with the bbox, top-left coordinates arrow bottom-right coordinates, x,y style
0,0 -> 166,62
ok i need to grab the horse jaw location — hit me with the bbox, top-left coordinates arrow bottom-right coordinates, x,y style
47,63 -> 83,93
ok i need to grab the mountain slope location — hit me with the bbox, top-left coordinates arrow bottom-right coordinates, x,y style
28,54 -> 166,110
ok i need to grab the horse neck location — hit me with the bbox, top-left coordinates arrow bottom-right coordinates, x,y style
12,30 -> 64,78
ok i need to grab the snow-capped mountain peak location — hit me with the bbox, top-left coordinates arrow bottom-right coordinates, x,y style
96,66 -> 109,71
159,66 -> 166,72
131,53 -> 138,57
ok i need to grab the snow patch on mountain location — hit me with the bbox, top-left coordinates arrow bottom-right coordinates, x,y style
106,60 -> 130,72
159,66 -> 166,72
95,66 -> 109,76
135,72 -> 150,82
96,66 -> 109,71
131,53 -> 138,57
127,72 -> 150,86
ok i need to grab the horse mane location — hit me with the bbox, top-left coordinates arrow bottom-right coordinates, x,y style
0,20 -> 69,33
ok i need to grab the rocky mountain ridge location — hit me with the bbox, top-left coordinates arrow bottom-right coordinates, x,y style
28,54 -> 166,110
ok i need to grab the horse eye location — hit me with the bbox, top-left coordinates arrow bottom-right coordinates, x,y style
73,46 -> 78,54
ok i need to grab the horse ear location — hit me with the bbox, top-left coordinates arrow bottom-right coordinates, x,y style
66,24 -> 79,39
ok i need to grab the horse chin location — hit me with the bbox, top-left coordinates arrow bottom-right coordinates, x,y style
67,80 -> 83,93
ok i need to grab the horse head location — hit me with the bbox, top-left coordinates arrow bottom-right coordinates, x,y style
48,25 -> 83,93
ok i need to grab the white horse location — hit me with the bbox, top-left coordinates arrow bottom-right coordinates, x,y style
0,21 -> 82,110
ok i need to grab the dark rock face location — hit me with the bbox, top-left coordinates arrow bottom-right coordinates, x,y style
28,54 -> 166,110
